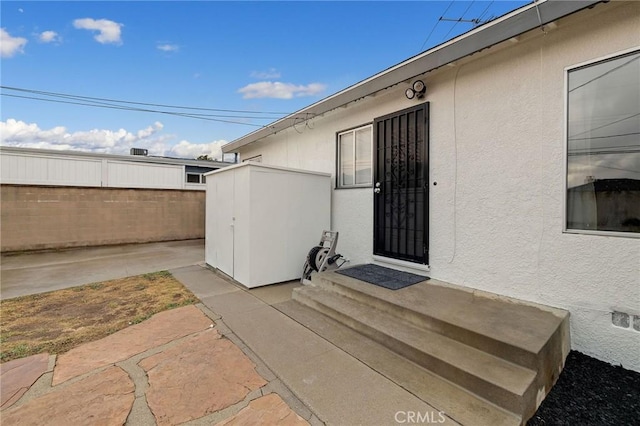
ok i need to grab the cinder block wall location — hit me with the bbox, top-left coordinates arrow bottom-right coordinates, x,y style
0,185 -> 205,252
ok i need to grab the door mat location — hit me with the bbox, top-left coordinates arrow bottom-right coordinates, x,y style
336,264 -> 429,290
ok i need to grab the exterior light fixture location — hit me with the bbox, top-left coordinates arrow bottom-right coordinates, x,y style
405,88 -> 416,99
405,80 -> 426,100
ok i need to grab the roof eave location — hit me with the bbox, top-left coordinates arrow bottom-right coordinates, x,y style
222,0 -> 604,154
0,145 -> 232,168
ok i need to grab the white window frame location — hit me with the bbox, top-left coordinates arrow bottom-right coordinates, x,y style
336,124 -> 373,189
563,47 -> 640,238
186,172 -> 205,184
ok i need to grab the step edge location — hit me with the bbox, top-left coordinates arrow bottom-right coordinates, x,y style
295,288 -> 538,400
318,269 -> 569,322
305,278 -> 540,368
314,271 -> 567,357
320,270 -> 568,320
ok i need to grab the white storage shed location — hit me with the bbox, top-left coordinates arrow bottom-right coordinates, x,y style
205,162 -> 331,288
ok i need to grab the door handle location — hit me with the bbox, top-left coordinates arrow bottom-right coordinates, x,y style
374,188 -> 381,194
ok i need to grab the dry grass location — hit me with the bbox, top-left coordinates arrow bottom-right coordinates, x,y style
0,271 -> 198,363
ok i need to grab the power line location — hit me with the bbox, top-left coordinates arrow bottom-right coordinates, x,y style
568,132 -> 640,141
1,85 -> 292,115
569,113 -> 640,139
2,93 -> 283,121
567,148 -> 640,156
2,93 -> 269,127
419,0 -> 454,51
477,1 -> 495,23
0,85 -> 319,127
441,1 -> 476,42
568,55 -> 639,92
570,143 -> 640,151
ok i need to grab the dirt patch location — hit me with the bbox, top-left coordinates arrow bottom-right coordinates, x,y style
0,271 -> 199,362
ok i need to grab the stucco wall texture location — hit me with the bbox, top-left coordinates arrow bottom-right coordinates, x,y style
0,185 -> 205,252
235,1 -> 640,370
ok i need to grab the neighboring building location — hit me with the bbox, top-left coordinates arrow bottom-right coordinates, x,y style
0,146 -> 228,190
0,146 -> 232,251
221,0 -> 640,371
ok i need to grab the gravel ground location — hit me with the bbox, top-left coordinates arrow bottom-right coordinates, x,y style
528,351 -> 640,425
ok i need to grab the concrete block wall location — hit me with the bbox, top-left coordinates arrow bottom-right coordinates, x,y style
0,185 -> 205,252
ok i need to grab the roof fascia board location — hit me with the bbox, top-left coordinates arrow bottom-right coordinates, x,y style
0,146 -> 231,168
223,0 -> 603,153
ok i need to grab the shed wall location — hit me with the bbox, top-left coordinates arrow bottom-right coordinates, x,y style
233,1 -> 640,369
205,163 -> 331,287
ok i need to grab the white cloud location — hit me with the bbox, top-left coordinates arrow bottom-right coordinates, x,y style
137,122 -> 164,138
0,119 -> 166,154
73,18 -> 123,45
250,68 -> 281,79
0,119 -> 235,161
39,30 -> 61,44
238,81 -> 326,99
168,140 -> 231,161
157,43 -> 179,52
1,28 -> 28,58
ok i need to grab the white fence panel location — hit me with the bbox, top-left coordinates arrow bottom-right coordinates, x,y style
0,152 -> 102,187
106,160 -> 184,189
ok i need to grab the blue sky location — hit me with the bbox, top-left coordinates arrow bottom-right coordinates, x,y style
1,1 -> 529,160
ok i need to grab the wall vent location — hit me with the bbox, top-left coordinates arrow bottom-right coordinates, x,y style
612,311 -> 640,332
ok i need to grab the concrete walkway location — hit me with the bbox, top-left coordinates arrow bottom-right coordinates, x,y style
0,239 -> 204,300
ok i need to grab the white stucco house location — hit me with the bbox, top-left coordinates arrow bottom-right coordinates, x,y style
222,0 -> 639,371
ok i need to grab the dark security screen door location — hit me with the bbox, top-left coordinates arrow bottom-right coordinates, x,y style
373,103 -> 429,264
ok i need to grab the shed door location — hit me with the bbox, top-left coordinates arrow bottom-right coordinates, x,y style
373,103 -> 429,264
216,170 -> 235,277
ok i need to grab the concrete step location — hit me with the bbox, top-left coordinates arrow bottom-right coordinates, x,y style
312,271 -> 568,381
292,270 -> 570,423
294,286 -> 537,417
275,298 -> 522,426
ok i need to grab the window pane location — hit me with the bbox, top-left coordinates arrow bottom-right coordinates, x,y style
339,133 -> 354,186
355,127 -> 372,185
186,173 -> 200,183
567,51 -> 640,233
